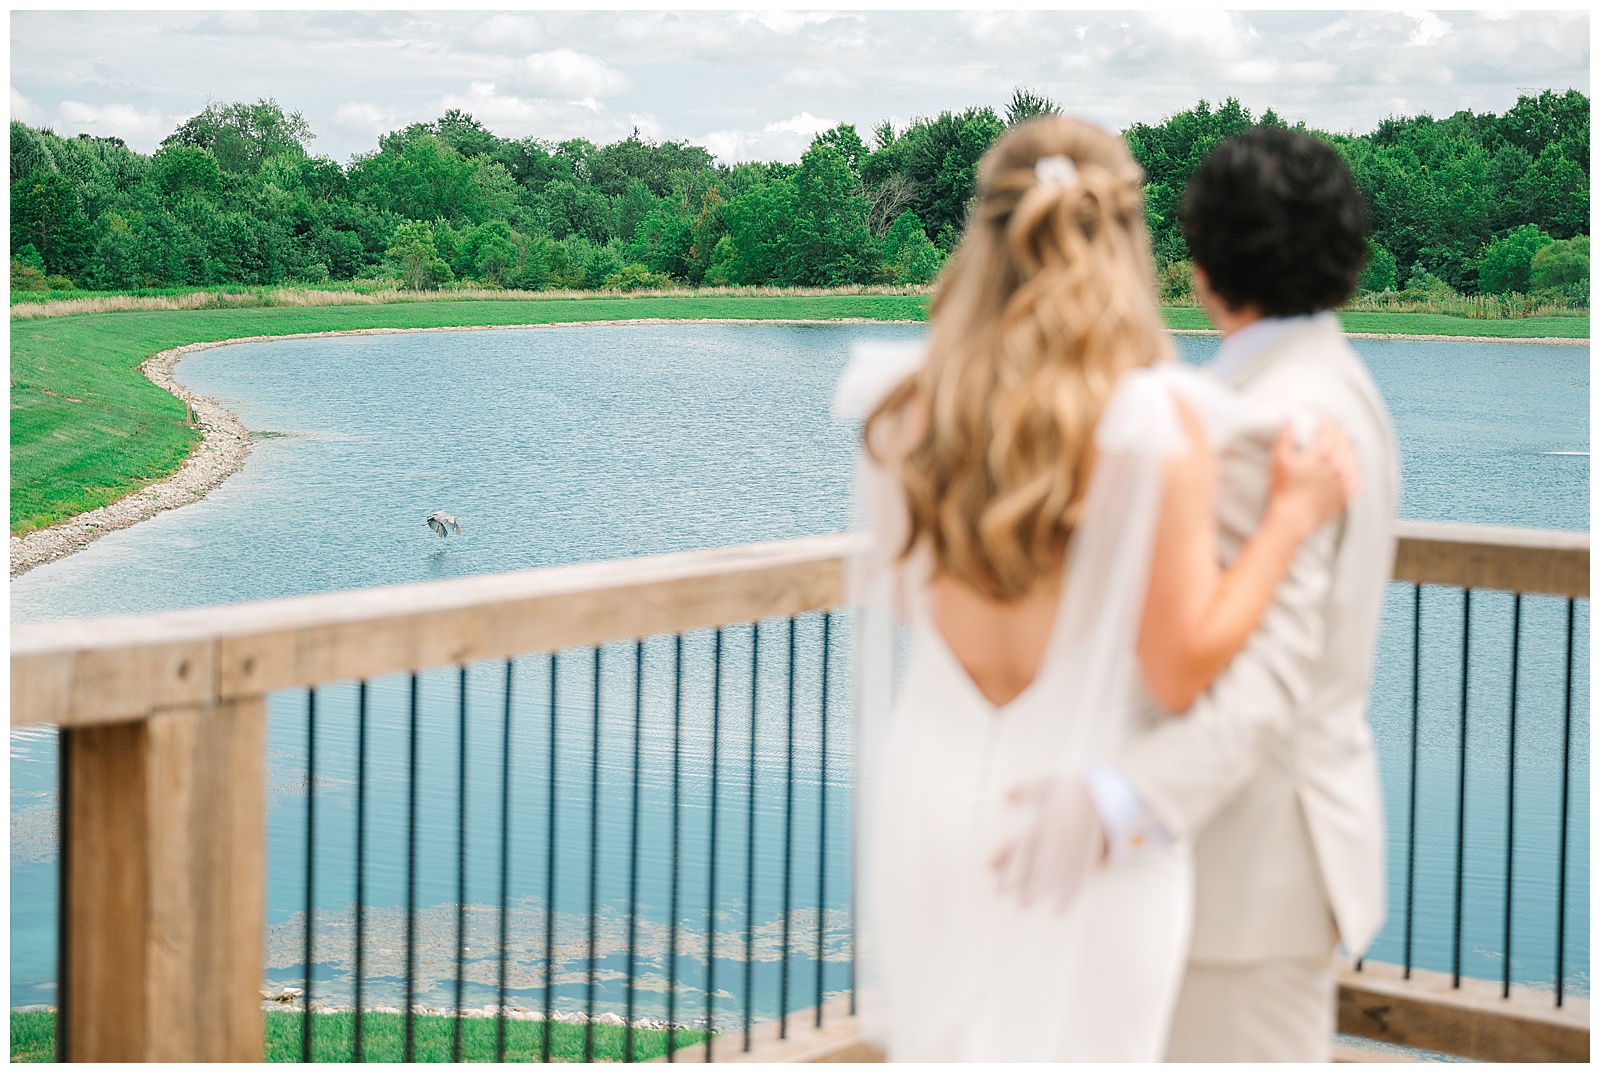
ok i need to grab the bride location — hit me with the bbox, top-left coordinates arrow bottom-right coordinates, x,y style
837,117 -> 1358,1061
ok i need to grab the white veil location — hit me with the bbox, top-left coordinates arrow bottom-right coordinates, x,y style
834,341 -> 1273,1058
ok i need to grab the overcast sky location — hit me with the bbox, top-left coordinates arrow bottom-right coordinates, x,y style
10,9 -> 1591,165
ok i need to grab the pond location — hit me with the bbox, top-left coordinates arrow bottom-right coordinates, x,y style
10,323 -> 1590,1015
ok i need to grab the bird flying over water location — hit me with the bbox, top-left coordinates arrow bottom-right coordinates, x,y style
427,511 -> 463,537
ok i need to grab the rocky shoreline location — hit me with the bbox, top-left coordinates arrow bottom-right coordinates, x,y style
9,339 -> 254,578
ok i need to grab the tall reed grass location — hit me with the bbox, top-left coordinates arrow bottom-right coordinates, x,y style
1153,289 -> 1585,320
1344,290 -> 1587,319
10,282 -> 936,320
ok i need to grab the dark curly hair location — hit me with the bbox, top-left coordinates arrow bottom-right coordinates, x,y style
1179,127 -> 1370,316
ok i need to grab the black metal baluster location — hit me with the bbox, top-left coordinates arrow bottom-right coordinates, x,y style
1452,590 -> 1471,988
57,726 -> 73,1063
816,612 -> 832,1027
743,622 -> 760,1052
1404,585 -> 1421,979
625,641 -> 645,1062
1502,594 -> 1522,998
354,681 -> 368,1062
496,661 -> 514,1062
304,688 -> 317,1062
585,647 -> 602,1062
707,628 -> 724,1062
845,618 -> 857,1019
779,617 -> 797,1038
454,665 -> 469,1062
405,674 -> 420,1061
542,654 -> 559,1061
1555,599 -> 1574,1007
667,635 -> 684,1062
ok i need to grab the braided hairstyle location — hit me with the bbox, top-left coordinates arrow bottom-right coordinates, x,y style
865,116 -> 1170,602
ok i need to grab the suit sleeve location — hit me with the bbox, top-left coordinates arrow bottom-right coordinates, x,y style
1116,506 -> 1339,842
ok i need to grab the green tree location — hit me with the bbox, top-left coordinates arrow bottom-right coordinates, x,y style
11,170 -> 92,277
351,134 -> 474,223
787,142 -> 877,284
865,107 -> 1005,245
1123,97 -> 1258,264
603,262 -> 674,291
455,221 -> 518,284
1477,224 -> 1554,295
10,121 -> 58,182
1530,235 -> 1589,299
434,109 -> 500,158
626,205 -> 694,278
89,213 -> 143,289
386,219 -> 452,290
877,210 -> 942,284
561,235 -> 626,289
163,98 -> 313,175
151,144 -> 222,201
1360,241 -> 1398,292
813,124 -> 869,174
614,178 -> 659,244
540,179 -> 613,243
1005,87 -> 1061,126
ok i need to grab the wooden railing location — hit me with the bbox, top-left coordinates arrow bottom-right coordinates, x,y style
10,521 -> 1590,1062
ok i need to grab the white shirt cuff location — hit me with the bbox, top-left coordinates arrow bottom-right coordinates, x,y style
1083,764 -> 1173,862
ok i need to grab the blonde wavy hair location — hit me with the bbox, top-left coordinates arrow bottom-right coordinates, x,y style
865,116 -> 1172,602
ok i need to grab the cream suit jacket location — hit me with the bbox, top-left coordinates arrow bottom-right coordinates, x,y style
1121,316 -> 1400,962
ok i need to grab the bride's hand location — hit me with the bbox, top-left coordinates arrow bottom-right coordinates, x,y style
1267,416 -> 1361,539
990,776 -> 1105,912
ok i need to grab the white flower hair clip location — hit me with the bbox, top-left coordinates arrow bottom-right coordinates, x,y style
1034,154 -> 1080,188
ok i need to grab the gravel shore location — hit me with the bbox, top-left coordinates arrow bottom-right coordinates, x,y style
9,339 -> 253,578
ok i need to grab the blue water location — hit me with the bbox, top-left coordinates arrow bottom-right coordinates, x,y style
11,324 -> 1589,1017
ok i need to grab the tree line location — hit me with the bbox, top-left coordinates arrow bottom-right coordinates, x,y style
10,88 -> 1589,303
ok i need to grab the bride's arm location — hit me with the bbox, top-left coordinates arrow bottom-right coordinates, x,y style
1136,398 -> 1358,713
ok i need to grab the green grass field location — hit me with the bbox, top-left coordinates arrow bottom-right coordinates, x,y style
9,1008 -> 708,1062
10,294 -> 1587,535
1156,305 -> 1590,338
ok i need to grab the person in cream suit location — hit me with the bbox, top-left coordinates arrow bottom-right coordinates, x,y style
1082,129 -> 1400,1061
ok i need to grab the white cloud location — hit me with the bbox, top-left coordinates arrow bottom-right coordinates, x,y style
433,82 -> 660,145
11,86 -> 45,124
7,10 -> 1589,162
749,11 -> 836,36
1406,11 -> 1453,48
702,111 -> 836,164
55,99 -> 167,144
468,13 -> 545,54
332,102 -> 406,147
513,49 -> 631,99
777,68 -> 860,93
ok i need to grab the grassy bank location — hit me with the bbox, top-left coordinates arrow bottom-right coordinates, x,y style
9,1008 -> 707,1062
9,293 -> 927,534
1158,305 -> 1590,338
11,293 -> 1588,536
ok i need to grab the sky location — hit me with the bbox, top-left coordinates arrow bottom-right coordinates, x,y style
9,8 -> 1592,165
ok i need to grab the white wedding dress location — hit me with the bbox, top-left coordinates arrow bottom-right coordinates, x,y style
836,342 -> 1265,1062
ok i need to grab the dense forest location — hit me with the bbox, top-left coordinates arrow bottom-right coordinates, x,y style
10,88 -> 1590,304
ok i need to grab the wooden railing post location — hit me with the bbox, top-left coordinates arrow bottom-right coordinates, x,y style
62,696 -> 267,1062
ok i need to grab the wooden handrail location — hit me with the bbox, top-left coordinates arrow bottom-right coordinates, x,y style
1392,519 -> 1588,597
12,532 -> 864,729
11,523 -> 1589,729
